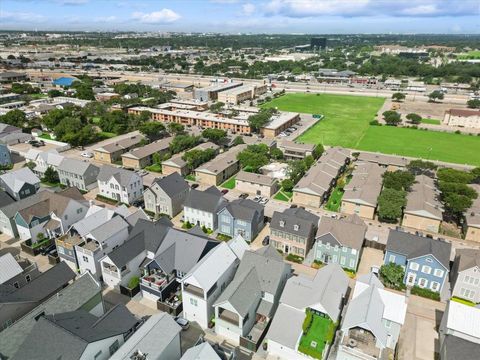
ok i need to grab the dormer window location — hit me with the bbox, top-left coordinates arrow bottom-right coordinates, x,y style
279,220 -> 285,227
293,224 -> 299,231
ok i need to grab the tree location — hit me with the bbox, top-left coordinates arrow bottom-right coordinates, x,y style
471,167 -> 480,184
304,155 -> 314,169
391,92 -> 406,102
42,166 -> 59,184
167,123 -> 185,135
11,83 -> 39,94
232,136 -> 244,146
72,81 -> 95,100
437,168 -> 475,184
407,160 -> 437,175
406,113 -> 422,124
379,263 -> 405,290
287,160 -> 307,184
444,193 -> 473,216
237,145 -> 270,173
247,108 -> 278,132
182,148 -> 216,169
202,128 -> 227,145
467,99 -> 480,109
312,144 -> 324,159
382,110 -> 402,126
383,170 -> 415,191
428,90 -> 444,103
139,122 -> 165,139
270,147 -> 284,160
209,102 -> 225,113
169,135 -> 200,154
281,179 -> 294,192
0,109 -> 26,127
48,89 -> 63,98
377,188 -> 406,222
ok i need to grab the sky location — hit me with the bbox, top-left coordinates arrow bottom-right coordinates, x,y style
0,0 -> 479,34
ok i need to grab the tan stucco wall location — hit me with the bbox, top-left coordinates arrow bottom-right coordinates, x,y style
465,226 -> 480,242
236,180 -> 277,197
402,213 -> 441,233
341,201 -> 376,220
195,172 -> 218,186
292,191 -> 322,208
94,151 -> 113,163
162,164 -> 187,176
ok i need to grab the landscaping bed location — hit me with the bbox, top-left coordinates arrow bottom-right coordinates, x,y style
145,163 -> 162,173
221,176 -> 236,189
298,311 -> 336,360
411,286 -> 440,301
286,253 -> 304,263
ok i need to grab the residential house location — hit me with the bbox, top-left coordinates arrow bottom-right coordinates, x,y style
94,134 -> 145,164
464,184 -> 480,242
341,162 -> 385,220
180,342 -> 222,360
195,144 -> 247,186
11,305 -> 139,360
0,262 -> 76,331
217,199 -> 264,242
213,246 -> 291,349
14,187 -> 88,242
0,167 -> 40,200
270,207 -> 320,258
97,165 -> 143,205
0,252 -> 40,289
403,175 -> 443,233
27,149 -> 64,177
0,143 -> 12,167
450,249 -> 480,303
143,172 -> 190,217
0,122 -> 26,146
121,137 -> 174,169
0,273 -> 103,359
278,140 -> 315,160
313,214 -> 367,271
267,264 -> 349,360
183,186 -> 227,230
336,273 -> 407,360
161,142 -> 219,176
58,157 -> 100,191
109,312 -> 182,360
182,236 -> 249,328
235,170 -> 279,198
293,147 -> 350,208
384,230 -> 451,293
439,301 -> 480,360
356,152 -> 408,171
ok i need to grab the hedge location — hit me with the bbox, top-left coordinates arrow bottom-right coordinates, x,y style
411,286 -> 440,301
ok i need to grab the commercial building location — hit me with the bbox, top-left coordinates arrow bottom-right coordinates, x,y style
194,82 -> 243,101
94,134 -> 145,163
443,109 -> 480,129
0,71 -> 28,83
217,84 -> 268,105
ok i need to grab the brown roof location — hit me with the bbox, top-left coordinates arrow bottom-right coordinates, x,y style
455,249 -> 480,272
447,108 -> 480,117
405,175 -> 443,220
236,170 -> 277,187
343,162 -> 385,207
316,214 -> 367,250
95,135 -> 145,154
121,137 -> 173,160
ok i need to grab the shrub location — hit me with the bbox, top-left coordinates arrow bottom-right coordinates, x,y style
379,263 -> 406,290
370,120 -> 380,126
286,253 -> 304,263
181,221 -> 193,229
128,276 -> 140,289
302,310 -> 313,333
411,286 -> 440,301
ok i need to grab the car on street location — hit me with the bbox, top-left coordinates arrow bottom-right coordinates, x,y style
174,316 -> 190,330
191,183 -> 199,189
262,235 -> 270,246
41,244 -> 56,256
253,195 -> 261,202
239,193 -> 249,199
259,198 -> 269,205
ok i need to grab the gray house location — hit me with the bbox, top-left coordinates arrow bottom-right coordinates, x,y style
451,249 -> 480,303
58,158 -> 100,191
0,144 -> 12,167
143,172 -> 190,217
217,199 -> 264,242
313,214 -> 367,271
183,186 -> 227,230
0,167 -> 40,200
0,252 -> 40,289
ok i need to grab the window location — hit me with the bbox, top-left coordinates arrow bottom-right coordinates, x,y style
25,274 -> 31,282
349,259 -> 355,268
326,243 -> 330,250
461,288 -> 475,299
418,278 -> 428,288
426,258 -> 433,263
13,282 -> 19,289
342,247 -> 347,253
388,254 -> 396,263
430,282 -> 440,292
94,351 -> 102,360
465,275 -> 471,284
190,298 -> 198,306
409,262 -> 419,271
351,249 -> 357,255
293,224 -> 299,231
279,220 -> 285,227
433,269 -> 444,278
83,256 -> 88,262
421,265 -> 432,275
76,208 -> 83,214
333,255 -> 338,262
109,340 -> 120,356
340,256 -> 346,266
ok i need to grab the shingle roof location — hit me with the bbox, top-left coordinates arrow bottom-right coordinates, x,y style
405,175 -> 443,220
0,167 -> 40,192
235,170 -> 277,186
0,190 -> 46,218
270,207 -> 319,239
95,134 -> 145,154
454,249 -> 480,273
222,199 -> 263,222
0,253 -> 23,284
195,144 -> 246,175
97,165 -> 139,187
357,152 -> 409,167
386,230 -> 451,268
315,214 -> 367,250
266,303 -> 305,350
184,186 -> 227,214
150,172 -> 189,197
343,162 -> 385,207
0,189 -> 14,208
180,342 -> 222,360
89,215 -> 129,242
121,137 -> 173,160
442,334 -> 480,360
58,157 -> 99,175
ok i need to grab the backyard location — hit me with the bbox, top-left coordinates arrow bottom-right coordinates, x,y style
221,176 -> 236,189
273,188 -> 293,202
298,312 -> 336,359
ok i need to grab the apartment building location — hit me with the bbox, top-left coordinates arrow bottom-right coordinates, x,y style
235,170 -> 279,197
161,142 -> 219,176
121,137 -> 173,169
260,112 -> 301,138
217,84 -> 268,105
94,135 -> 145,164
443,109 -> 480,129
278,140 -> 315,160
194,82 -> 243,101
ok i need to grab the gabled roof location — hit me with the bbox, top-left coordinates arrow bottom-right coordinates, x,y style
315,214 -> 367,250
184,186 -> 227,214
180,342 -> 222,360
266,303 -> 305,350
97,165 -> 140,187
121,137 -> 173,160
405,175 -> 443,220
89,215 -> 129,242
0,167 -> 40,192
0,253 -> 23,285
58,157 -> 99,175
38,150 -> 64,168
386,230 -> 451,269
454,249 -> 480,273
149,172 -> 189,197
270,207 -> 319,238
0,189 -> 15,208
95,134 -> 145,154
343,162 -> 385,207
442,334 -> 480,360
195,144 -> 246,175
221,199 -> 263,222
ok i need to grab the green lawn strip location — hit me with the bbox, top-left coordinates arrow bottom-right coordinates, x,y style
298,313 -> 336,359
325,187 -> 344,212
39,133 -> 52,140
274,192 -> 289,202
98,131 -> 117,139
421,118 -> 441,125
451,296 -> 476,307
185,174 -> 196,181
221,176 -> 236,189
145,164 -> 162,173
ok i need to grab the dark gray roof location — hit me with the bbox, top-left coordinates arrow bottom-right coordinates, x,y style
184,186 -> 227,214
270,208 -> 319,239
58,157 -> 99,175
151,172 -> 189,197
0,189 -> 14,207
442,334 -> 480,360
97,165 -> 138,187
0,189 -> 46,218
386,230 -> 451,268
222,199 -> 263,222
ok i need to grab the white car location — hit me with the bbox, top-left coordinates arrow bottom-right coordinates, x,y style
81,151 -> 93,158
253,195 -> 262,202
259,198 -> 269,205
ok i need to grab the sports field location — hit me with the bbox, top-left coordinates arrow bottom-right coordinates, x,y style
264,93 -> 480,166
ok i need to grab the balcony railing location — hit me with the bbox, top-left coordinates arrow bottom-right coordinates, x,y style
183,283 -> 205,298
103,268 -> 119,278
218,310 -> 240,326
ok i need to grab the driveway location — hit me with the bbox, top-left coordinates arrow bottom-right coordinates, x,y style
356,247 -> 384,277
180,321 -> 205,355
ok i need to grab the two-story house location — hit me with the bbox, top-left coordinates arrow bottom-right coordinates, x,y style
313,214 -> 367,271
97,165 -> 143,205
450,249 -> 480,303
183,186 -> 227,230
337,273 -> 407,360
384,230 -> 452,293
217,199 -> 264,242
57,158 -> 100,191
0,252 -> 40,290
27,150 -> 64,178
0,168 -> 40,200
143,172 -> 190,217
270,208 -> 319,258
0,144 -> 12,167
213,246 -> 291,350
182,236 -> 249,329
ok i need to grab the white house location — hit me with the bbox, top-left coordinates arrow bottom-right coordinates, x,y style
97,165 -> 143,205
183,186 -> 227,230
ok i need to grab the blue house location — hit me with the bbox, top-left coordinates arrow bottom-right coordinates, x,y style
217,199 -> 264,242
0,144 -> 12,167
384,230 -> 451,293
52,77 -> 76,87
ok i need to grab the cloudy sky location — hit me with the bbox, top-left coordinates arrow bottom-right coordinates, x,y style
1,0 -> 479,33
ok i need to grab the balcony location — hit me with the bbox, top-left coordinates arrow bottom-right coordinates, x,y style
141,271 -> 173,293
240,314 -> 269,352
218,308 -> 240,326
341,328 -> 388,360
183,283 -> 205,298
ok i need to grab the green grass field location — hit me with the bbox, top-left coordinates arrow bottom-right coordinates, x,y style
298,314 -> 335,359
264,93 -> 385,148
457,50 -> 480,60
221,176 -> 236,189
325,187 -> 344,212
421,118 -> 441,125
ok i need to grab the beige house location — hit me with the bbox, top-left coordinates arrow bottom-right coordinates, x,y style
161,142 -> 219,176
93,135 -> 145,163
443,108 -> 480,129
277,140 -> 314,160
356,152 -> 409,172
341,162 -> 385,220
402,175 -> 443,233
121,137 -> 173,169
195,145 -> 246,186
465,184 -> 480,242
235,170 -> 279,197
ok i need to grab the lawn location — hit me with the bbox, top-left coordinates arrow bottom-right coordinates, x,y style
274,188 -> 293,202
457,50 -> 480,59
98,131 -> 117,139
145,164 -> 162,173
91,116 -> 101,124
263,93 -> 385,148
39,133 -> 52,140
421,118 -> 441,125
221,176 -> 236,189
298,313 -> 336,359
325,187 -> 344,212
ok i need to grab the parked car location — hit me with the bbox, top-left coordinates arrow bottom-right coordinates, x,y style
81,151 -> 93,158
290,204 -> 298,208
253,195 -> 261,202
132,199 -> 144,208
41,244 -> 56,256
174,316 -> 190,330
259,198 -> 269,205
191,183 -> 199,189
262,235 -> 270,246
221,189 -> 229,195
239,193 -> 249,199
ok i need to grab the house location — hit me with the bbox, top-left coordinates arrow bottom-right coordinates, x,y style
341,162 -> 385,220
58,157 -> 100,191
121,137 -> 173,169
161,142 -> 219,176
313,214 -> 367,271
97,165 -> 143,205
0,262 -> 76,331
183,186 -> 227,230
356,152 -> 409,171
181,236 -> 248,328
0,273 -> 103,359
217,199 -> 264,242
439,301 -> 480,360
94,134 -> 145,163
267,264 -> 349,360
143,172 -> 190,217
109,312 -> 182,360
195,144 -> 247,186
0,252 -> 40,289
293,147 -> 350,208
180,342 -> 222,360
0,143 -> 12,167
0,167 -> 40,200
213,246 -> 291,349
450,249 -> 480,303
278,140 -> 315,160
336,273 -> 407,360
464,184 -> 480,242
403,175 -> 443,233
11,304 -> 139,360
270,207 -> 320,258
27,149 -> 64,177
443,108 -> 480,129
384,230 -> 451,292
235,170 -> 279,198
14,187 -> 88,242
